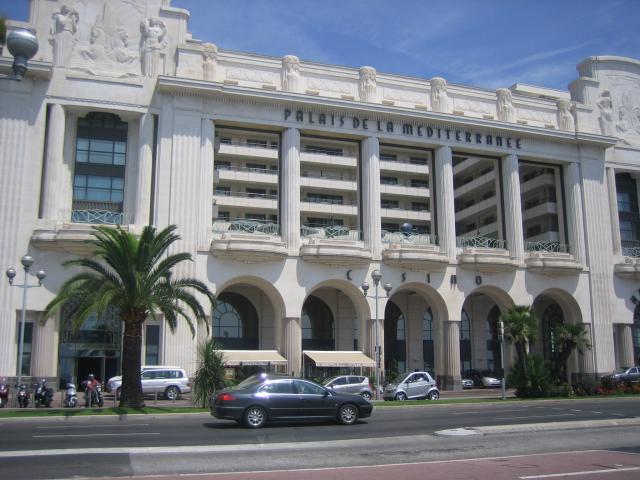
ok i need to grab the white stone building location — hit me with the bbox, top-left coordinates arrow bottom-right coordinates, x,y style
1,0 -> 639,389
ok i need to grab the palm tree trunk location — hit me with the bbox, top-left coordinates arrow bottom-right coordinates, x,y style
119,317 -> 145,408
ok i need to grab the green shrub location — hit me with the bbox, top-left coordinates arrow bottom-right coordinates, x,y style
507,354 -> 551,398
192,339 -> 227,407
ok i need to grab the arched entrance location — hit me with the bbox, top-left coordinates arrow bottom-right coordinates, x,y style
301,295 -> 335,351
212,292 -> 259,349
384,300 -> 406,376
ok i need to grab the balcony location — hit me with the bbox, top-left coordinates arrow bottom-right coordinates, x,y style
454,197 -> 498,223
300,172 -> 357,192
215,165 -> 278,185
381,207 -> 431,222
382,231 -> 448,271
210,219 -> 287,263
456,235 -> 518,273
380,183 -> 430,197
379,160 -> 430,175
300,225 -> 371,267
300,150 -> 357,168
453,171 -> 495,197
216,140 -> 279,160
213,191 -> 278,209
614,241 -> 640,280
525,241 -> 583,276
521,173 -> 556,194
300,200 -> 358,216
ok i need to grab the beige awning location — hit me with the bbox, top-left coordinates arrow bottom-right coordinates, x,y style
222,350 -> 287,366
303,350 -> 375,368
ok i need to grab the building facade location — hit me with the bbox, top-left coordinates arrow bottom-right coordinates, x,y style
1,0 -> 639,389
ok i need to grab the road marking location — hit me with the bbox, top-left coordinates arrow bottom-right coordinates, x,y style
37,423 -> 150,429
519,466 -> 640,478
494,414 -> 575,420
591,411 -> 602,414
32,432 -> 160,438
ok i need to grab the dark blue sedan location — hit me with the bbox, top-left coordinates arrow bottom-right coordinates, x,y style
211,373 -> 373,428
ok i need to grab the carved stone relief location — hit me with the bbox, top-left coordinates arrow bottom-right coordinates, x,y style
517,108 -> 556,124
226,66 -> 277,84
453,99 -> 492,115
140,17 -> 167,77
557,99 -> 575,131
597,90 -> 615,136
50,4 -> 79,67
306,77 -> 354,95
359,66 -> 377,103
430,77 -> 451,113
382,86 -> 425,104
496,88 -> 516,122
202,43 -> 218,81
281,55 -> 301,93
603,76 -> 640,145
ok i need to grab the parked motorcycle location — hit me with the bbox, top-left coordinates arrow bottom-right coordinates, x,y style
84,381 -> 104,408
63,382 -> 77,408
17,383 -> 30,408
34,379 -> 54,408
0,379 -> 8,408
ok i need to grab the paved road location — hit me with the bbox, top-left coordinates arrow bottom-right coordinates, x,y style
0,397 -> 638,479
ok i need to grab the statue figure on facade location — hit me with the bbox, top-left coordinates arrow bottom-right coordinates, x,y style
80,22 -> 108,62
557,99 -> 575,131
110,27 -> 137,65
597,90 -> 615,136
359,66 -> 377,103
50,5 -> 79,67
282,55 -> 301,93
202,43 -> 219,81
430,77 -> 450,113
140,18 -> 167,77
496,88 -> 516,122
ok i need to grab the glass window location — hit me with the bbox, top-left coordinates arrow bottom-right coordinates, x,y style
145,325 -> 160,366
16,322 -> 33,377
295,380 -> 325,395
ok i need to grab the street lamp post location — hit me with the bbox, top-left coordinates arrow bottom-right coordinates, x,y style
361,269 -> 392,400
498,320 -> 506,400
6,255 -> 46,390
0,29 -> 39,81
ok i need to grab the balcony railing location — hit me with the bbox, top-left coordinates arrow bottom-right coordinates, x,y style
526,241 -> 569,253
457,235 -> 506,249
70,201 -> 125,225
381,230 -> 438,246
215,165 -> 278,175
301,171 -> 356,181
301,225 -> 362,240
214,191 -> 279,200
217,139 -> 279,150
213,219 -> 280,235
622,240 -> 640,258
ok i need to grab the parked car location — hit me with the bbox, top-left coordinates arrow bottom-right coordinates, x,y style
481,374 -> 502,388
464,369 -> 483,387
461,378 -> 475,389
382,371 -> 440,401
604,366 -> 640,384
210,373 -> 373,428
106,365 -> 191,400
323,375 -> 373,401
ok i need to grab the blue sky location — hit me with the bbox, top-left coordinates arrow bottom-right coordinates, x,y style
3,0 -> 639,91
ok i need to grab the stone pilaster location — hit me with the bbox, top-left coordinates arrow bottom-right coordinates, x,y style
134,112 -> 155,226
443,320 -> 462,390
435,146 -> 457,259
564,162 -> 586,264
199,118 -> 214,248
618,324 -> 635,367
606,167 -> 622,256
361,137 -> 382,257
282,317 -> 301,376
281,128 -> 301,252
31,313 -> 58,378
502,153 -> 525,261
578,323 -> 595,381
41,103 -> 66,222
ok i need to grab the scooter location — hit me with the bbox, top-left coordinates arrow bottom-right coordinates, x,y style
0,379 -> 8,408
85,382 -> 104,408
63,383 -> 77,408
17,383 -> 30,408
33,380 -> 54,408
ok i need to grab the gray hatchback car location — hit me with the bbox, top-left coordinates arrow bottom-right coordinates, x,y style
324,375 -> 373,401
383,371 -> 440,401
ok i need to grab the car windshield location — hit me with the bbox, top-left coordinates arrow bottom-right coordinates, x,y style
615,367 -> 629,374
389,373 -> 409,385
324,377 -> 340,384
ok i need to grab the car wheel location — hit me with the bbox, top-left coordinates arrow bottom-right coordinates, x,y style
337,404 -> 359,425
361,391 -> 372,401
164,386 -> 180,401
428,390 -> 439,401
395,392 -> 407,401
244,406 -> 267,428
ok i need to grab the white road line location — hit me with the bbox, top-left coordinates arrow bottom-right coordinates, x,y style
32,432 -> 160,438
37,423 -> 150,429
570,409 -> 582,412
591,411 -> 602,414
494,414 -> 575,420
451,411 -> 480,415
519,466 -> 640,478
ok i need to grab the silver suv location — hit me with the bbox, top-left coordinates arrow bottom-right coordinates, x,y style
106,366 -> 191,400
324,375 -> 373,401
383,371 -> 439,401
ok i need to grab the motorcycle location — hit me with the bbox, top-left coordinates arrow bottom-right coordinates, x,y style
63,382 -> 77,408
84,382 -> 104,408
0,379 -> 8,408
17,383 -> 30,408
34,380 -> 54,408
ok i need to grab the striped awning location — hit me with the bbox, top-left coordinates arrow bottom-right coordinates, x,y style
303,350 -> 375,367
221,350 -> 287,366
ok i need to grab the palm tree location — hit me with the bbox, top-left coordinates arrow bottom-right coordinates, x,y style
501,305 -> 539,371
42,225 -> 215,407
551,323 -> 592,384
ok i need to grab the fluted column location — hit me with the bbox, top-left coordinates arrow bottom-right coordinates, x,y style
606,167 -> 622,256
134,113 -> 155,226
435,146 -> 457,259
361,137 -> 382,257
281,128 -> 301,251
502,153 -> 525,261
41,104 -> 66,221
564,162 -> 586,264
443,320 -> 462,390
31,313 -> 59,377
282,317 -> 301,376
579,323 -> 595,376
199,118 -> 214,248
618,324 -> 635,367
